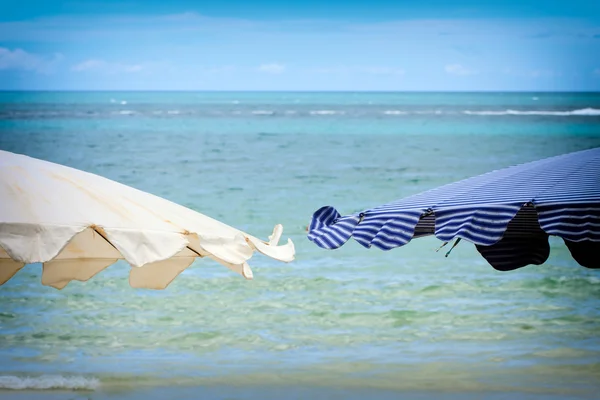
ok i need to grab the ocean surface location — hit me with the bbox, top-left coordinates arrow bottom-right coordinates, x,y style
0,91 -> 599,399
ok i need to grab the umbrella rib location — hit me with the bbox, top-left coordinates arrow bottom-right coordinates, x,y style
90,226 -> 120,252
93,227 -> 204,259
185,246 -> 203,258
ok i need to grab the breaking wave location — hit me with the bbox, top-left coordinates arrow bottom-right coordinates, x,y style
2,108 -> 600,120
383,110 -> 408,115
463,108 -> 600,116
309,110 -> 345,115
0,375 -> 100,390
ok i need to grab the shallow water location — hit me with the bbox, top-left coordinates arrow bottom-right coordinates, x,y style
0,91 -> 599,399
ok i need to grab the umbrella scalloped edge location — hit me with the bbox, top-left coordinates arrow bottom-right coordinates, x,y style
0,223 -> 295,290
308,203 -> 599,270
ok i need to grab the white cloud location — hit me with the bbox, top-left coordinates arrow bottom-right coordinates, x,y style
0,48 -> 39,70
71,59 -> 145,74
0,47 -> 62,73
309,66 -> 404,75
71,59 -> 103,71
257,63 -> 285,74
71,59 -> 142,73
445,64 -> 478,76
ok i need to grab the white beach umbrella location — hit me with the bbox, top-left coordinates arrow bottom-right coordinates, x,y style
0,150 -> 295,290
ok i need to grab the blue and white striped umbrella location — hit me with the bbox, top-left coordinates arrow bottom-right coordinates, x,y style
308,147 -> 600,270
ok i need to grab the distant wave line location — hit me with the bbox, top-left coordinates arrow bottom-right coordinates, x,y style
462,108 -> 600,116
0,375 -> 100,390
2,108 -> 600,119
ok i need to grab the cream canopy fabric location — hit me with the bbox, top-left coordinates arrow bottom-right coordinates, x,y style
0,150 -> 295,290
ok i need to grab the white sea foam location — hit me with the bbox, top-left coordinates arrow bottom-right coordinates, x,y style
383,110 -> 408,115
309,110 -> 344,115
120,101 -> 127,105
568,108 -> 600,115
252,110 -> 274,115
463,108 -> 600,116
118,110 -> 135,115
0,375 -> 100,390
463,110 -> 506,115
167,110 -> 180,114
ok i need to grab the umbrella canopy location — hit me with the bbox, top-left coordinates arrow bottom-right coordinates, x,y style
0,150 -> 295,289
308,147 -> 599,271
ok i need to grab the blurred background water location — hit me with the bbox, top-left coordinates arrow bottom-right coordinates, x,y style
0,91 -> 599,399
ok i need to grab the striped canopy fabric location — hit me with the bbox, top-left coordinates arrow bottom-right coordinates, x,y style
308,147 -> 600,271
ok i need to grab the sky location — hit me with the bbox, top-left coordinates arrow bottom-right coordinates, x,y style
0,0 -> 600,91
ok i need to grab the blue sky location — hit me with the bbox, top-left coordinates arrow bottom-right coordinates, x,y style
1,0 -> 599,91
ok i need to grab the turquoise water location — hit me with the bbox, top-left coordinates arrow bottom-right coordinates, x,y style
0,91 -> 600,399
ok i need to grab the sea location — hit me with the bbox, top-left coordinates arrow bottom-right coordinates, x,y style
0,91 -> 599,399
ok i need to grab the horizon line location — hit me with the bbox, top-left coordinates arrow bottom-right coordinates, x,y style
1,89 -> 600,93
